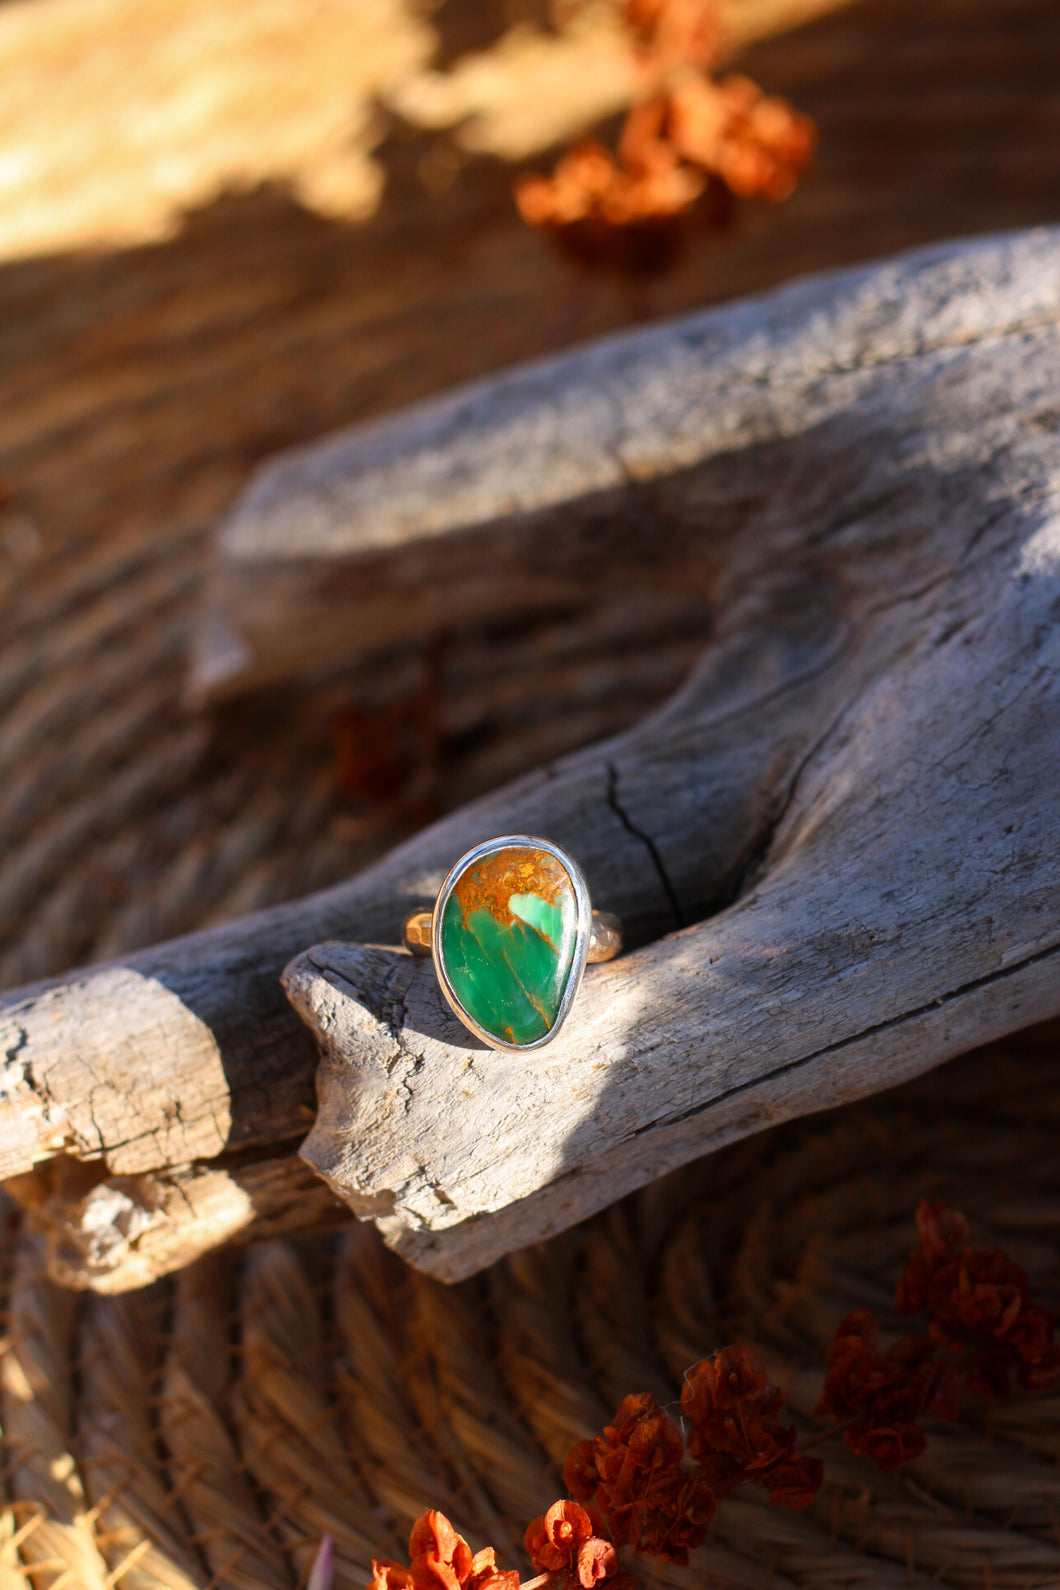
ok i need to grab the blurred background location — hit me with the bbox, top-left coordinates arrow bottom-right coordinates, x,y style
2,0 -> 1059,990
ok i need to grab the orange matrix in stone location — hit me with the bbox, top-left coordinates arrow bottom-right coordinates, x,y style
451,849 -> 572,928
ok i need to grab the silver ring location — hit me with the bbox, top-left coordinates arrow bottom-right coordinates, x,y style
402,835 -> 622,1052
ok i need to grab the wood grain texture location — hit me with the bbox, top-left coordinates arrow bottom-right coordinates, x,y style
3,226 -> 1060,1286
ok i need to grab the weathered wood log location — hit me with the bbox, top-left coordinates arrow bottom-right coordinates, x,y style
3,1150 -> 348,1295
3,228 -> 1060,1289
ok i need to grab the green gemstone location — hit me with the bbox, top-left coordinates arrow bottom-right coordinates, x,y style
438,844 -> 581,1047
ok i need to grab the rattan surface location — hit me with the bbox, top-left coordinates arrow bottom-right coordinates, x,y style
0,1028 -> 1056,1589
3,2 -> 1060,1583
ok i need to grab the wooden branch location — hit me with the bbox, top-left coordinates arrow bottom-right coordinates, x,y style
189,319 -> 721,702
3,228 -> 1060,1288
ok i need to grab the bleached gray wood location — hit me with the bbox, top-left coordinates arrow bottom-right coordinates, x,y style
2,228 -> 1060,1288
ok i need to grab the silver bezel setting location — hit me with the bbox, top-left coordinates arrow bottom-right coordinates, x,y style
431,834 -> 592,1053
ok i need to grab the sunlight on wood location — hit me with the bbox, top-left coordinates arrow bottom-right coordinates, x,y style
0,0 -> 855,263
389,2 -> 641,161
0,0 -> 435,260
392,0 -> 856,159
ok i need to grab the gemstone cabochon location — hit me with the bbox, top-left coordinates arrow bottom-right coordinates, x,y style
437,844 -> 581,1047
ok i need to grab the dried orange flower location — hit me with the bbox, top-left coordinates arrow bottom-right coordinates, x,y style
465,1551 -> 521,1590
370,1566 -> 414,1590
524,1500 -> 634,1587
410,1511 -> 473,1589
370,1513 -> 519,1590
516,0 -> 815,276
515,139 -> 703,276
525,1500 -> 603,1574
666,74 -> 815,200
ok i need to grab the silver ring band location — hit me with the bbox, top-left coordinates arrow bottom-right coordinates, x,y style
401,835 -> 622,1051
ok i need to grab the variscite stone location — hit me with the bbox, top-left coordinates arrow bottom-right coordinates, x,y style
437,844 -> 580,1046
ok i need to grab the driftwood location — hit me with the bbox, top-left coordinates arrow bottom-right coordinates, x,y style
2,229 -> 1060,1289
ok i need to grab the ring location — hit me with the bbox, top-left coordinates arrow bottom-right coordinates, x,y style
402,835 -> 622,1052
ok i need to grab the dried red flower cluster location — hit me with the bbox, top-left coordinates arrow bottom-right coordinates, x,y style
564,1392 -> 716,1563
564,1352 -> 820,1566
897,1198 -> 1060,1396
681,1346 -> 823,1504
816,1198 -> 1060,1470
816,1310 -> 962,1470
515,0 -> 815,274
365,1202 -> 1059,1590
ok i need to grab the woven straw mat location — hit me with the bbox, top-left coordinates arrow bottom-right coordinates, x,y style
0,1025 -> 1055,1590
